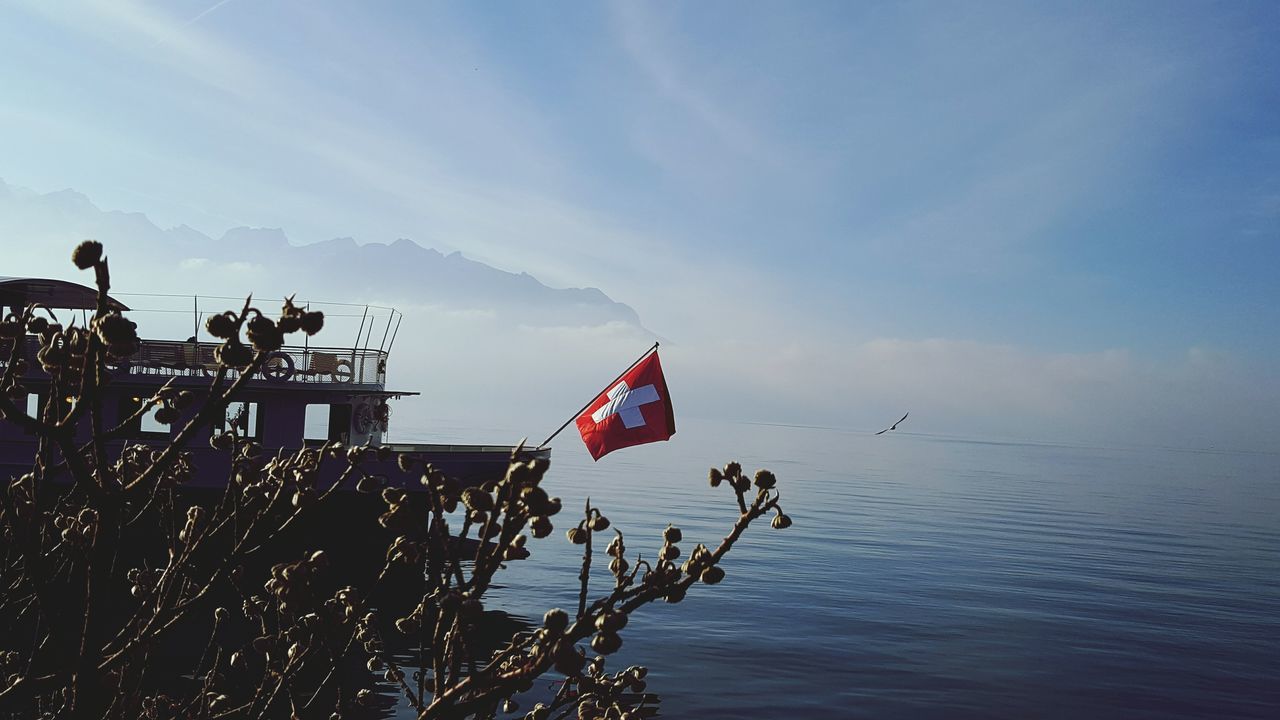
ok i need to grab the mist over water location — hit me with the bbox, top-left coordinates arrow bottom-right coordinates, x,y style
391,419 -> 1279,719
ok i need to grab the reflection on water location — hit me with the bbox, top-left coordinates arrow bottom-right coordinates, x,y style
368,610 -> 534,718
384,418 -> 1280,719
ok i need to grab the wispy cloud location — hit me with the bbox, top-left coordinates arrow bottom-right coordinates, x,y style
185,0 -> 236,26
610,1 -> 764,160
13,0 -> 679,291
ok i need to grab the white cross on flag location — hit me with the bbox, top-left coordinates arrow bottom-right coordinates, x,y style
575,350 -> 675,460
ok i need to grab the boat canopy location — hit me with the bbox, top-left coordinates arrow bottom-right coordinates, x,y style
0,277 -> 129,312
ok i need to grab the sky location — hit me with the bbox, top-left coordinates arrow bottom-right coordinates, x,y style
1,1 -> 1278,450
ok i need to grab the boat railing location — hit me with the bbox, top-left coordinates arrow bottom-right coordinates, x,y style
2,336 -> 388,386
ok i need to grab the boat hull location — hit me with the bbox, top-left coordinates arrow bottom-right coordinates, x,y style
0,437 -> 548,491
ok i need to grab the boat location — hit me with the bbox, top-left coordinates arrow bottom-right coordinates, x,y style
0,275 -> 548,490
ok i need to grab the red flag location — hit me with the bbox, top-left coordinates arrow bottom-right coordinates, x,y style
575,351 -> 675,460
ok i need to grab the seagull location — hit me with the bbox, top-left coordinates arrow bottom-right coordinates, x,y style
874,412 -> 909,435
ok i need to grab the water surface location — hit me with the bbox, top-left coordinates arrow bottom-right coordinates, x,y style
389,418 -> 1280,718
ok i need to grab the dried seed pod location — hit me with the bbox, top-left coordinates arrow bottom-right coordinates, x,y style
709,467 -> 723,487
553,642 -> 586,675
251,636 -> 275,656
589,513 -> 610,532
215,340 -> 253,368
461,488 -> 493,513
771,513 -> 793,529
277,314 -> 301,334
595,612 -> 627,633
299,311 -> 324,335
205,312 -> 237,340
394,615 -> 419,634
308,550 -> 329,569
753,469 -> 777,490
519,485 -> 549,513
663,524 -> 682,543
543,608 -> 569,634
700,565 -> 725,584
658,543 -> 680,562
72,240 -> 103,269
590,631 -> 622,655
609,557 -> 629,576
606,533 -> 625,557
246,315 -> 274,336
93,312 -> 138,346
529,515 -> 553,539
247,319 -> 283,352
566,527 -> 588,545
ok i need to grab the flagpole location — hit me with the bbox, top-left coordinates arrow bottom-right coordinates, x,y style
537,341 -> 660,449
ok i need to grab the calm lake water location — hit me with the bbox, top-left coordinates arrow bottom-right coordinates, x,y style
388,418 -> 1280,719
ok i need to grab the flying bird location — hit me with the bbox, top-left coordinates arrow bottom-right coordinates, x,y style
874,412 -> 909,435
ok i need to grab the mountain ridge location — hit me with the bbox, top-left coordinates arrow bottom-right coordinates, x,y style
0,179 -> 643,329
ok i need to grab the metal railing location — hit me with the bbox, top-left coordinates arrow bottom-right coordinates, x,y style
2,337 -> 388,386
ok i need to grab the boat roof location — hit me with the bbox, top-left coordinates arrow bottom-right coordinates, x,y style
0,277 -> 129,311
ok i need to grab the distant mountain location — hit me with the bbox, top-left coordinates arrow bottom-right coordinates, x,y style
0,179 -> 642,328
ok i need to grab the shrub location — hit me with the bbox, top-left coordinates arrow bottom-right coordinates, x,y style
0,242 -> 792,719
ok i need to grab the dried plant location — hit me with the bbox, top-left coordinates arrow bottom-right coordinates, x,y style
0,242 -> 793,720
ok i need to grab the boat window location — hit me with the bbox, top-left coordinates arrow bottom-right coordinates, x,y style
303,404 -> 329,445
24,392 -> 42,435
118,396 -> 170,440
219,401 -> 260,439
303,403 -> 350,446
328,404 -> 351,442
140,406 -> 169,435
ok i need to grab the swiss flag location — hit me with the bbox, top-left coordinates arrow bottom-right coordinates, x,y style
575,351 -> 675,460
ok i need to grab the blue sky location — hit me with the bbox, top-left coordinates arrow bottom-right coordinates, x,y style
1,1 -> 1277,447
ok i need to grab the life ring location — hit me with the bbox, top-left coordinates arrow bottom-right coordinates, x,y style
333,359 -> 353,383
261,351 -> 295,381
